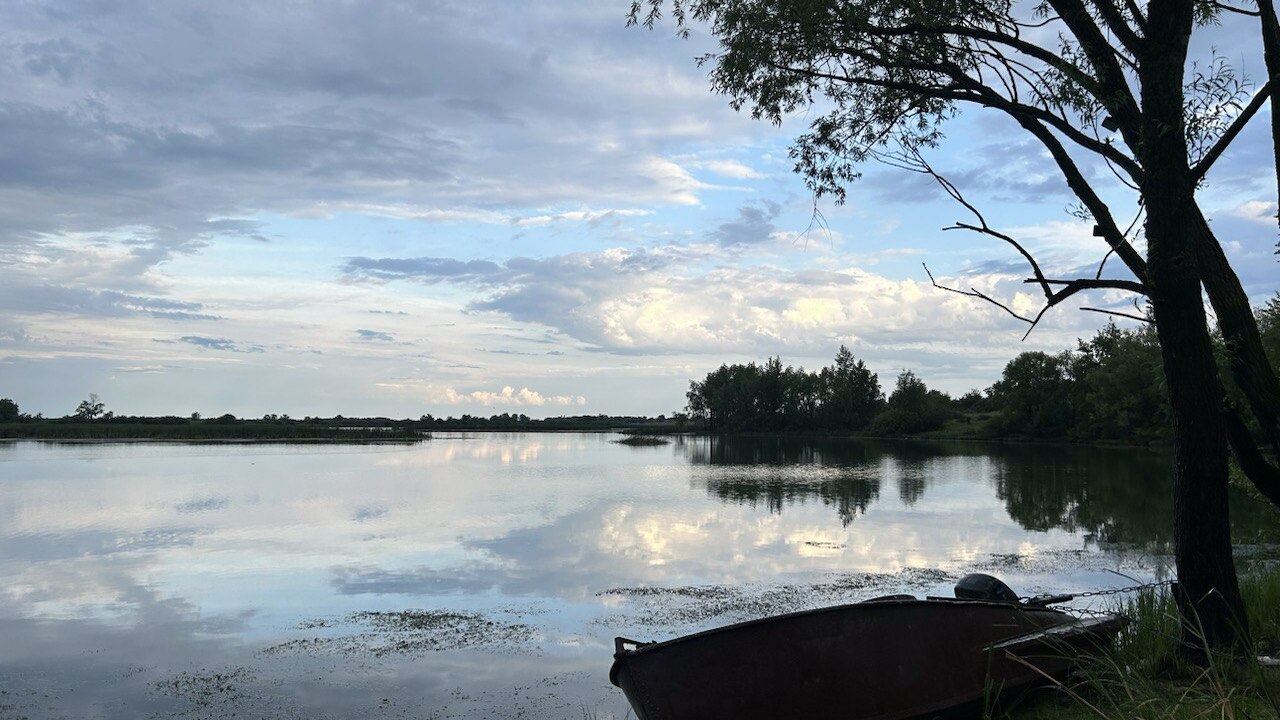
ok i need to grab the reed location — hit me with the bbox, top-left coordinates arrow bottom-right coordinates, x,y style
1000,568 -> 1280,720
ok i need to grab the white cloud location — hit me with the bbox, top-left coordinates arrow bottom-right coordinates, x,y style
1228,200 -> 1278,225
512,208 -> 652,227
700,159 -> 764,180
351,244 -> 1116,365
378,382 -> 587,408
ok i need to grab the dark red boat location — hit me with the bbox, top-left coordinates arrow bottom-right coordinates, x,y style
609,575 -> 1125,720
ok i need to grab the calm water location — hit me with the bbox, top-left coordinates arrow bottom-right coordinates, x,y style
0,434 -> 1273,719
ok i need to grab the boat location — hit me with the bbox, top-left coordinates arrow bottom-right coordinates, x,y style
609,574 -> 1126,720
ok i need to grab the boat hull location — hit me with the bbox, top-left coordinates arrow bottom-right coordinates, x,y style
610,599 -> 1123,720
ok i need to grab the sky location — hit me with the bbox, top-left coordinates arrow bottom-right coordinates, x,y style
1,1 -> 1277,419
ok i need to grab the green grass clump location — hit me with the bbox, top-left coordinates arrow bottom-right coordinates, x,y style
613,435 -> 670,446
999,568 -> 1280,720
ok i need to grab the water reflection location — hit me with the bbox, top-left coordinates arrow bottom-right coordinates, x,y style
1,435 -> 1275,720
679,435 -> 1275,548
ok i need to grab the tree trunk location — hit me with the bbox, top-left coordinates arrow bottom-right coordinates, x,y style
1257,0 -> 1280,226
1191,209 -> 1280,504
1143,1 -> 1249,654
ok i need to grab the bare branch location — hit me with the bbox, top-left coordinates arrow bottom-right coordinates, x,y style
1012,115 -> 1148,281
911,154 -> 1055,300
772,59 -> 1144,181
923,263 -> 1036,323
1029,277 -> 1147,294
1211,1 -> 1261,16
1123,0 -> 1149,29
1081,307 -> 1154,323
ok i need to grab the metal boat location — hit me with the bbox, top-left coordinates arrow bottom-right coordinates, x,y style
609,575 -> 1125,720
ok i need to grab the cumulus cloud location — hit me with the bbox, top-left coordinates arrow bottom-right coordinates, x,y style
1229,200 -> 1279,225
343,243 -> 1112,361
377,382 -> 586,407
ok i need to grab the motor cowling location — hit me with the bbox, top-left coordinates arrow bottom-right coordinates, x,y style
954,573 -> 1020,603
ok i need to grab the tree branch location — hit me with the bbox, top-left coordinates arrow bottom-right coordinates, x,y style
1080,306 -> 1154,323
1093,0 -> 1146,57
1012,114 -> 1148,281
775,60 -> 1144,181
1029,277 -> 1147,294
1225,407 -> 1280,507
924,263 -> 1035,323
1045,0 -> 1144,150
1190,73 -> 1280,181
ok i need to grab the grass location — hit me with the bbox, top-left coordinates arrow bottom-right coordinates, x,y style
613,435 -> 670,446
999,568 -> 1280,719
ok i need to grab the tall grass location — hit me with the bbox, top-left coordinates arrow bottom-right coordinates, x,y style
1001,568 -> 1280,720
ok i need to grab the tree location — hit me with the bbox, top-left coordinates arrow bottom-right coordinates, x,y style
74,393 -> 105,421
1260,294 -> 1280,370
1077,323 -> 1168,441
0,398 -> 20,422
990,352 -> 1078,438
822,345 -> 884,429
633,0 -> 1280,651
871,370 -> 951,434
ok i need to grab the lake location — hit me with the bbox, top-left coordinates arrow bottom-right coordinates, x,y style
1,434 -> 1273,719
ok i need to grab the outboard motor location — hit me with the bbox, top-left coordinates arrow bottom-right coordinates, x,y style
954,573 -> 1020,603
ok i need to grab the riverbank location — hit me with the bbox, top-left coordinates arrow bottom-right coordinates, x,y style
0,420 -> 427,442
1008,565 -> 1280,719
621,422 -> 1172,451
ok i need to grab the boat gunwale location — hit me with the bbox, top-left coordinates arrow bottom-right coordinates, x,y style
608,597 -> 1116,686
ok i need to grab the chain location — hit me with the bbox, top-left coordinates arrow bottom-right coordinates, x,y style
1058,605 -> 1113,617
1024,579 -> 1172,606
1071,580 -> 1172,598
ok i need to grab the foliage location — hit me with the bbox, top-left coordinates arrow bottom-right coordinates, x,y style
684,323 -> 1180,442
869,370 -> 952,435
0,398 -> 20,423
73,393 -> 106,421
1260,294 -> 1280,372
989,352 -> 1078,438
1075,324 -> 1167,441
987,324 -> 1170,442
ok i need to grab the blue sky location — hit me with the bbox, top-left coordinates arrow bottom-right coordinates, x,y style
1,1 -> 1277,418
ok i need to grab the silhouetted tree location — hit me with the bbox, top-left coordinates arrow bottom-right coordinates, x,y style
0,398 -> 20,422
74,394 -> 105,421
989,352 -> 1078,438
821,345 -> 883,429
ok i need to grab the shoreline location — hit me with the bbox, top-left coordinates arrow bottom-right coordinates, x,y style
0,427 -> 1172,450
0,436 -> 426,444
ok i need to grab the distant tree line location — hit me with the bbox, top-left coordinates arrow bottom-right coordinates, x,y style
0,394 -> 688,438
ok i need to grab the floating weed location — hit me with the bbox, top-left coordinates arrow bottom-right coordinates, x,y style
261,609 -> 537,658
